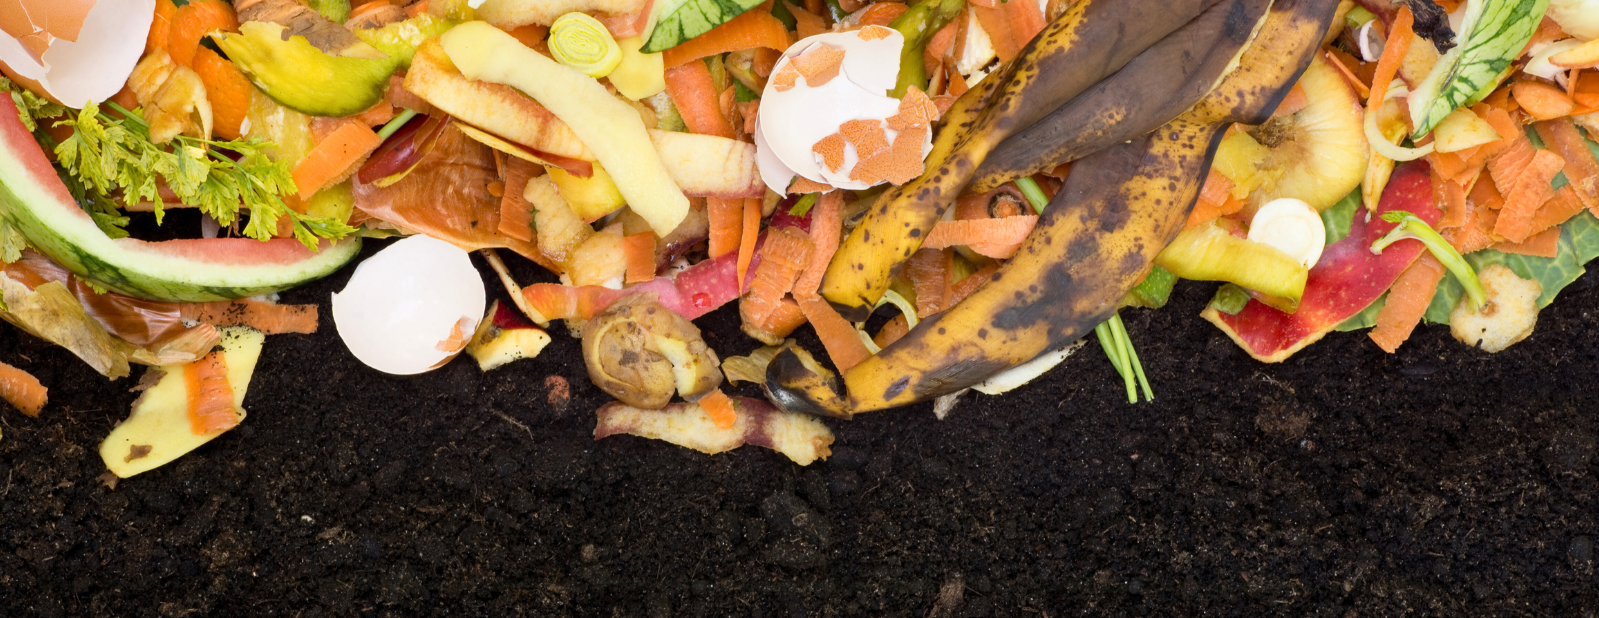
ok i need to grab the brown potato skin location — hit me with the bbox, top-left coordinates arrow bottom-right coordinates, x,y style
582,296 -> 722,409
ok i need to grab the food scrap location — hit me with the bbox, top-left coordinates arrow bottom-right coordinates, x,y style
0,0 -> 1596,475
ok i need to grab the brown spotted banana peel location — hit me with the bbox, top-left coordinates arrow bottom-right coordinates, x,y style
965,0 -> 1276,194
770,0 -> 1342,413
818,0 -> 1230,321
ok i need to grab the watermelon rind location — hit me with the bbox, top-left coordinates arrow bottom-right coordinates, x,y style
0,98 -> 360,302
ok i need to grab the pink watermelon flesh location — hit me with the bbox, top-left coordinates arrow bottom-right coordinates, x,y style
0,97 -> 359,301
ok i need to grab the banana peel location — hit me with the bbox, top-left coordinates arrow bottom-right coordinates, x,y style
968,0 -> 1274,194
819,0 -> 1234,320
771,0 -> 1343,413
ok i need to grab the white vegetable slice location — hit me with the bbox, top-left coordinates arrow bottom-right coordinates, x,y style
1247,198 -> 1326,268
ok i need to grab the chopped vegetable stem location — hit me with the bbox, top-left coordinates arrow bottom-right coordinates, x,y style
377,109 -> 419,140
1014,176 -> 1050,214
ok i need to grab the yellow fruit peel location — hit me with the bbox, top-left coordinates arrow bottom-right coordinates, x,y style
441,21 -> 688,237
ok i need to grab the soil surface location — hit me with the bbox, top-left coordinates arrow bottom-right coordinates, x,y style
3,239 -> 1599,617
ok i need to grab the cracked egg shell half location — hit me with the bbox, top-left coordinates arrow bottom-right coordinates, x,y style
755,26 -> 934,193
333,234 -> 487,375
0,0 -> 155,106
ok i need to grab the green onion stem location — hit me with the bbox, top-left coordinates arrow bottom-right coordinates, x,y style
1014,176 -> 1050,214
377,109 -> 419,140
1017,175 -> 1150,402
789,193 -> 819,217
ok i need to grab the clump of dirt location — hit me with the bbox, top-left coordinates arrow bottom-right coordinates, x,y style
1,242 -> 1597,615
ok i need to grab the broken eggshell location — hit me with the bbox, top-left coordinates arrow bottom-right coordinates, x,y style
332,234 -> 487,375
0,0 -> 155,106
755,26 -> 932,193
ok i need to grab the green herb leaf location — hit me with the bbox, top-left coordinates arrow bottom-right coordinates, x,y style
51,102 -> 352,250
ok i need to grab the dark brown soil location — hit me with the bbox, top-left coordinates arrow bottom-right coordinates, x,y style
3,240 -> 1598,617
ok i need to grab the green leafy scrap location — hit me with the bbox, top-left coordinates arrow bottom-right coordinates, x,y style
0,76 -> 66,133
52,102 -> 353,249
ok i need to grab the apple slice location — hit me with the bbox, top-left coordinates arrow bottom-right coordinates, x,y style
1202,161 -> 1442,362
99,327 -> 264,478
466,301 -> 552,371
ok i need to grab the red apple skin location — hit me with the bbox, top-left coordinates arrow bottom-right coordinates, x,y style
1204,161 -> 1442,362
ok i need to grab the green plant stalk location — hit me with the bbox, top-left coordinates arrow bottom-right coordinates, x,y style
377,109 -> 418,140
789,193 -> 819,217
1014,176 -> 1050,214
1371,210 -> 1486,310
887,0 -> 965,97
1017,174 -> 1152,402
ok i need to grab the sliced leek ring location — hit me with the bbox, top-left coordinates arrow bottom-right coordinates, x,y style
549,12 -> 624,78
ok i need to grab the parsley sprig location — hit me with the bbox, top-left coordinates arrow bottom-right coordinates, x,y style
51,102 -> 354,249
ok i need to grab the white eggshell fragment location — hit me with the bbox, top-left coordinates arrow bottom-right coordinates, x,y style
0,0 -> 155,106
1248,198 -> 1326,268
333,235 -> 487,375
756,27 -> 935,193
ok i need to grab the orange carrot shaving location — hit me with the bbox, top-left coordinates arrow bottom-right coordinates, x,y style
1366,6 -> 1413,110
624,233 -> 658,284
793,191 -> 843,299
664,61 -> 737,139
786,1 -> 828,40
1492,225 -> 1562,257
662,7 -> 793,68
741,227 -> 814,329
167,0 -> 239,68
1368,253 -> 1445,353
923,19 -> 958,76
1534,118 -> 1599,212
707,197 -> 743,258
505,24 -> 550,49
147,0 -> 179,55
906,248 -> 951,316
858,1 -> 910,26
873,313 -> 910,349
1492,148 -> 1565,243
190,47 -> 253,141
922,215 -> 1038,259
180,299 -> 318,334
498,157 -> 537,242
1429,150 -> 1471,182
1186,171 -> 1242,228
1511,80 -> 1575,120
1487,133 -> 1537,196
970,0 -> 1046,63
737,197 -> 761,292
185,351 -> 238,435
796,295 -> 871,372
948,264 -> 999,306
1273,83 -> 1309,117
1323,49 -> 1372,100
745,297 -> 809,343
699,388 -> 738,430
0,360 -> 46,417
1434,169 -> 1469,229
1529,186 -> 1587,234
292,121 -> 383,200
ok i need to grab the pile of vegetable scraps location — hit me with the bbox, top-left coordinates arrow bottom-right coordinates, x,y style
0,0 -> 1597,476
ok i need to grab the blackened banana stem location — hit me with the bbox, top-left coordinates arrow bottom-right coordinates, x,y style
819,0 -> 1231,321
